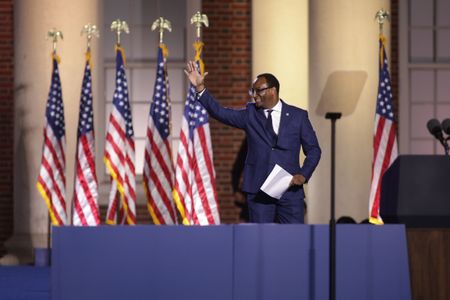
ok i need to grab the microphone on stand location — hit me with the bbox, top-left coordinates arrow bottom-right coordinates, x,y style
441,118 -> 450,135
427,119 -> 445,145
427,118 -> 449,155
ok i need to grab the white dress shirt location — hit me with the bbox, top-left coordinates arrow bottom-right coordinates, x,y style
264,100 -> 282,135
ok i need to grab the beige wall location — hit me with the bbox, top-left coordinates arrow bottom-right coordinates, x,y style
253,0 -> 391,223
252,0 -> 309,109
12,0 -> 101,261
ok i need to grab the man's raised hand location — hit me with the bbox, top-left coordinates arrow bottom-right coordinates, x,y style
184,61 -> 208,92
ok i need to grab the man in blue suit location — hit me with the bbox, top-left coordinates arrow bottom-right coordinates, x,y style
185,61 -> 321,223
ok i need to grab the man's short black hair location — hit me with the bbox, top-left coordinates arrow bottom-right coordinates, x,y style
257,73 -> 280,95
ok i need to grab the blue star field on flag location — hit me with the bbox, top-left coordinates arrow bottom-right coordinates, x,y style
46,58 -> 65,139
78,62 -> 94,136
113,51 -> 134,138
376,45 -> 394,122
150,47 -> 170,139
185,85 -> 209,139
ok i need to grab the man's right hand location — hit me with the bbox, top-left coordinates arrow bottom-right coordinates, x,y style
234,191 -> 246,209
184,60 -> 208,92
234,191 -> 245,204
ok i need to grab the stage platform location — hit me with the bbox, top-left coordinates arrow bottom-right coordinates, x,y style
0,266 -> 50,300
0,224 -> 411,299
51,224 -> 411,300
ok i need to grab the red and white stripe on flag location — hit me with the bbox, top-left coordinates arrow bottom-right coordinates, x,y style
104,46 -> 137,225
105,179 -> 126,224
173,42 -> 220,225
368,35 -> 398,224
173,113 -> 220,225
36,54 -> 67,226
143,44 -> 177,224
72,53 -> 100,226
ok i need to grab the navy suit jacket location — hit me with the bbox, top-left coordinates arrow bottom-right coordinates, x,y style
198,90 -> 321,197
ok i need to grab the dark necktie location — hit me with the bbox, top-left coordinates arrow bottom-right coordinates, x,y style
266,109 -> 277,144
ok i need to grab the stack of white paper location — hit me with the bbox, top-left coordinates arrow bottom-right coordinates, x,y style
260,164 -> 293,199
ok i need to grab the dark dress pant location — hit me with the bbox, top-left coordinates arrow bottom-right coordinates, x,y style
246,186 -> 304,224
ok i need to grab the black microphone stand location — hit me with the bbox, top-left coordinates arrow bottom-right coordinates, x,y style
443,137 -> 449,156
436,136 -> 449,155
325,112 -> 341,300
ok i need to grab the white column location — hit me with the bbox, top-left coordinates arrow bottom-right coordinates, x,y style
308,0 -> 390,223
252,0 -> 309,109
7,0 -> 101,263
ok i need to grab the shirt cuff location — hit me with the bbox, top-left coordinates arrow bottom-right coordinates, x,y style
196,88 -> 206,98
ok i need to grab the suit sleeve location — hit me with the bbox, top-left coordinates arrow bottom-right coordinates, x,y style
299,111 -> 321,182
197,89 -> 247,129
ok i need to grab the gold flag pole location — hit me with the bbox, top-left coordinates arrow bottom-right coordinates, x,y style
151,17 -> 172,44
375,9 -> 390,36
110,19 -> 130,46
81,23 -> 100,52
375,9 -> 390,66
108,19 -> 129,224
190,12 -> 209,75
190,11 -> 209,41
72,23 -> 99,229
47,28 -> 63,54
44,28 -> 63,257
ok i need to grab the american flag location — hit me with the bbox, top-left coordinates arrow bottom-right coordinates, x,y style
104,47 -> 136,225
173,41 -> 220,225
72,52 -> 100,226
36,54 -> 67,226
368,35 -> 398,224
143,44 -> 177,224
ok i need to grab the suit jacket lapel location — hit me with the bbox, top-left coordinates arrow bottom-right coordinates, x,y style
277,100 -> 293,139
256,107 -> 266,121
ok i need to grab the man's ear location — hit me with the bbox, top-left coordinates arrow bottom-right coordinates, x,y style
270,87 -> 277,97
